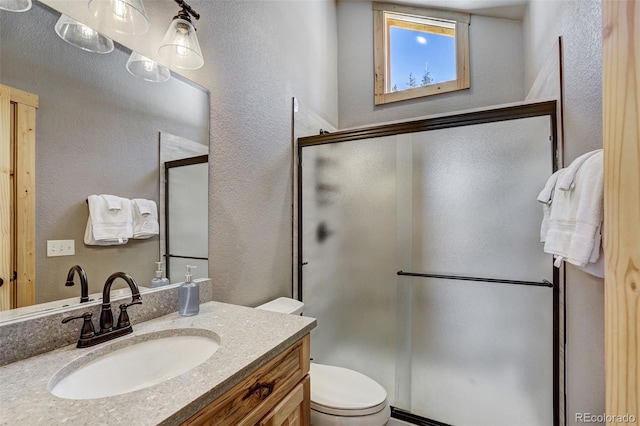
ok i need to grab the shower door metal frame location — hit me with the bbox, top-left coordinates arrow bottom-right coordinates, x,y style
164,154 -> 209,279
296,100 -> 561,425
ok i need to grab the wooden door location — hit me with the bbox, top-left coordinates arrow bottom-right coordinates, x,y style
603,1 -> 640,422
0,84 -> 37,311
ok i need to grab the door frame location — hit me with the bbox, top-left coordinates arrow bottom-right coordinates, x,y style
0,84 -> 37,311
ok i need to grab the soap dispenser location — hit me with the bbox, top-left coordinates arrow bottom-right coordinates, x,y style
178,265 -> 199,316
150,261 -> 170,288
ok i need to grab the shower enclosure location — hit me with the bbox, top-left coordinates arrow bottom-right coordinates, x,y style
297,102 -> 560,425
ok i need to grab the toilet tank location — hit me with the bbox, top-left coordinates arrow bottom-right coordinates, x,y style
255,297 -> 304,315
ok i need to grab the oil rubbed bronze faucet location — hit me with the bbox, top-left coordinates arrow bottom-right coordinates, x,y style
65,265 -> 90,303
62,272 -> 142,348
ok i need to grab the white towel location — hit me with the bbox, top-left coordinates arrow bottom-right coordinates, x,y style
84,195 -> 132,245
543,151 -> 603,267
101,194 -> 123,211
537,169 -> 563,242
132,199 -> 159,239
556,149 -> 602,191
577,246 -> 604,278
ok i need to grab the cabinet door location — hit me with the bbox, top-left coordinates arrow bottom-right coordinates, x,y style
259,375 -> 310,426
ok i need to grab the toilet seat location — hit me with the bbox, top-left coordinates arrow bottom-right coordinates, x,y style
311,400 -> 388,417
310,363 -> 388,417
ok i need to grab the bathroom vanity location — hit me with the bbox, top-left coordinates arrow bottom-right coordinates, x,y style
0,301 -> 315,425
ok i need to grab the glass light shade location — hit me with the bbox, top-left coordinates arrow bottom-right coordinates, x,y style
126,51 -> 171,83
0,0 -> 32,12
158,18 -> 204,70
54,15 -> 114,54
88,0 -> 149,35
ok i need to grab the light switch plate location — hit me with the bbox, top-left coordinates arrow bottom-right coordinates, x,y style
47,240 -> 75,257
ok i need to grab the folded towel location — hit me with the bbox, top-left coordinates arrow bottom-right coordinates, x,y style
101,194 -> 123,210
84,219 -> 129,245
84,195 -> 132,245
132,198 -> 159,239
543,151 -> 603,267
537,169 -> 563,205
556,149 -> 602,191
577,246 -> 604,278
537,169 -> 564,242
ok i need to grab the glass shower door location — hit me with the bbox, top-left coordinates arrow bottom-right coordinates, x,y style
299,107 -> 558,426
301,136 -> 400,403
401,116 -> 554,425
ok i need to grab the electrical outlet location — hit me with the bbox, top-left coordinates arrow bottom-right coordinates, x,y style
47,240 -> 75,257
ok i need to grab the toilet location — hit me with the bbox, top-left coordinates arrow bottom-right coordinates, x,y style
256,297 -> 391,426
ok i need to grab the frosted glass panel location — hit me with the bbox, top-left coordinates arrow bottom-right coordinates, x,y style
301,137 -> 398,404
411,117 -> 552,281
300,114 -> 555,425
407,116 -> 554,424
167,161 -> 208,283
409,279 -> 553,424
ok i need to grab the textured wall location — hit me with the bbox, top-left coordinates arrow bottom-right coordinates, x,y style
336,1 -> 525,129
195,1 -> 339,306
0,3 -> 209,303
523,1 -> 605,424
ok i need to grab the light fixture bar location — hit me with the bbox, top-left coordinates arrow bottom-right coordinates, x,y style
173,0 -> 199,21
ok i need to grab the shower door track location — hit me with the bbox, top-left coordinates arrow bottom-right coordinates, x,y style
296,100 -> 561,426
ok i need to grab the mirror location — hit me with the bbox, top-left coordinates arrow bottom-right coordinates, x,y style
0,0 -> 210,320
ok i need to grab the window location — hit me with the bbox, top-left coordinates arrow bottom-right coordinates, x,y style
373,2 -> 470,105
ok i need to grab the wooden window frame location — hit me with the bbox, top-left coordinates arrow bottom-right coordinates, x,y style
373,2 -> 470,105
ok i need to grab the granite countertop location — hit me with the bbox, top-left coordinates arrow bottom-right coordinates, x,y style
0,301 -> 316,425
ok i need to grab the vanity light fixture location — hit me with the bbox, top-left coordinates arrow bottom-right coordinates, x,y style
55,14 -> 115,54
126,51 -> 171,83
0,0 -> 32,12
158,0 -> 204,70
88,0 -> 150,35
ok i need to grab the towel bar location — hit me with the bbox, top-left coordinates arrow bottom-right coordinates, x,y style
397,270 -> 553,287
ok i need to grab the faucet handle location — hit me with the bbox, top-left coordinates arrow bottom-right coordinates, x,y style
62,312 -> 95,339
116,300 -> 142,329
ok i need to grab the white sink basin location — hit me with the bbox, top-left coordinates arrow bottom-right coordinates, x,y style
49,328 -> 220,399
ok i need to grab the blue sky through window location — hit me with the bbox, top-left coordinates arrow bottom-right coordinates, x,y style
389,27 -> 456,91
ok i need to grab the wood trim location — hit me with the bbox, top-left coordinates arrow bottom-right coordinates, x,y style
602,1 -> 640,423
373,2 -> 470,24
386,18 -> 455,37
14,103 -> 36,308
374,8 -> 386,104
377,80 -> 462,105
456,21 -> 471,90
0,86 -> 11,311
9,87 -> 38,109
299,100 -> 557,147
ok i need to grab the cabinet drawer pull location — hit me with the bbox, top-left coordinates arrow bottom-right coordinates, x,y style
244,382 -> 274,401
